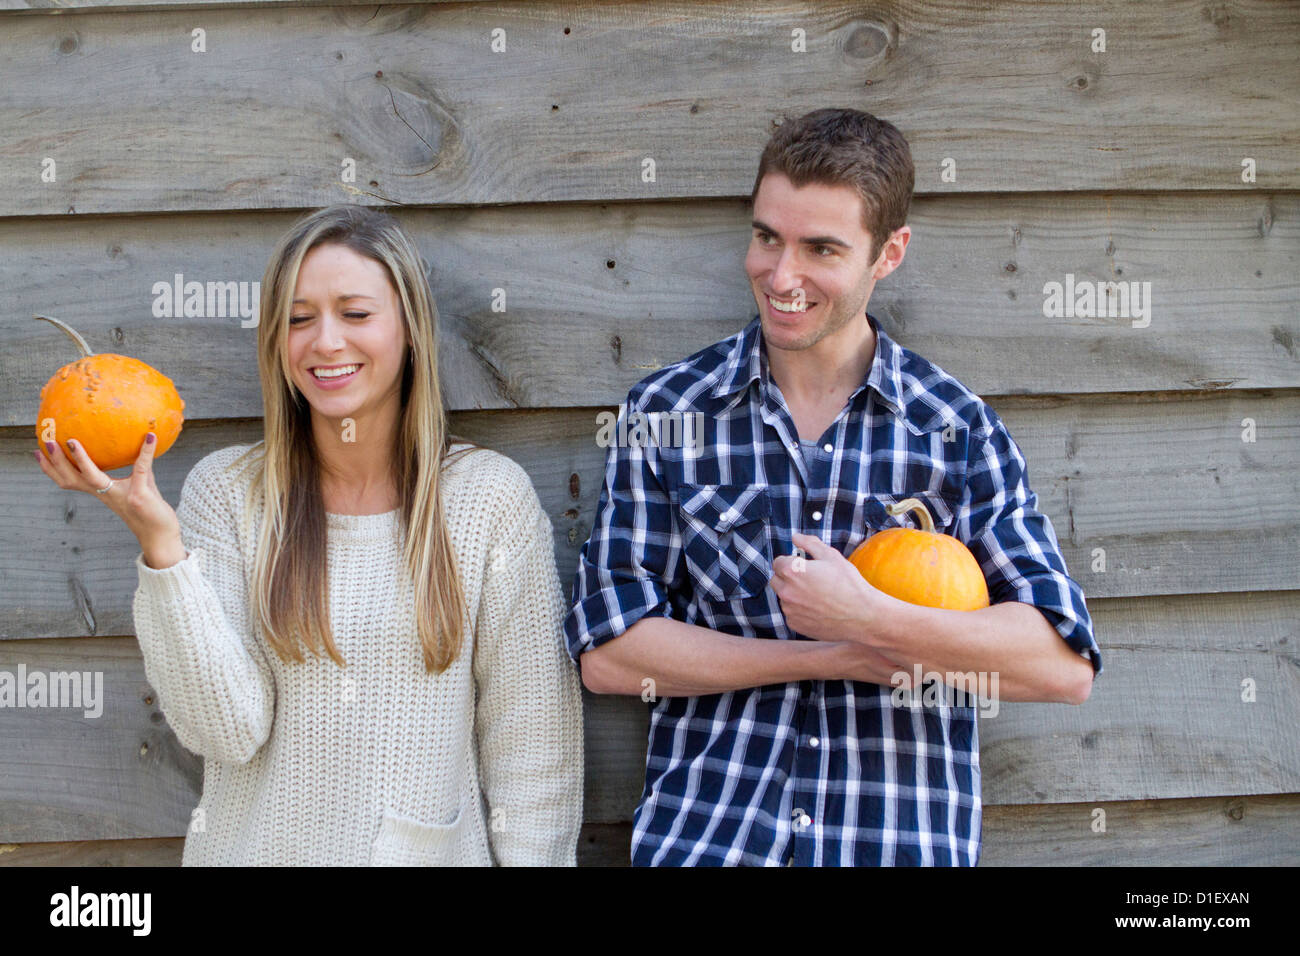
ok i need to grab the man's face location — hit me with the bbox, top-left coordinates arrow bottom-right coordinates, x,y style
745,172 -> 894,355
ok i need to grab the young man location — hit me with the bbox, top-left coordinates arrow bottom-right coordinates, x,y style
563,109 -> 1100,866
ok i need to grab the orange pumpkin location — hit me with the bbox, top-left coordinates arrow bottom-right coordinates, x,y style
34,315 -> 185,471
849,497 -> 989,611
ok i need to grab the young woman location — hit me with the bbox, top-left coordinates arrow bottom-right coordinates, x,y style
35,204 -> 584,865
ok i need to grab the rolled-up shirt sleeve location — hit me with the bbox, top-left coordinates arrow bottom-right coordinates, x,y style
563,387 -> 683,670
958,407 -> 1102,676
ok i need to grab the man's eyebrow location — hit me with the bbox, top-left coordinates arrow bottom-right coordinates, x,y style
291,293 -> 379,304
750,220 -> 853,249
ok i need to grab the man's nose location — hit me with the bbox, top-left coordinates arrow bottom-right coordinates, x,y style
770,247 -> 802,294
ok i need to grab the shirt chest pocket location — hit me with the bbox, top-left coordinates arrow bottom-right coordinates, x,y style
677,483 -> 774,602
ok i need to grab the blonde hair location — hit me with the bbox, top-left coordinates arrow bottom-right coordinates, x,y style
234,204 -> 474,673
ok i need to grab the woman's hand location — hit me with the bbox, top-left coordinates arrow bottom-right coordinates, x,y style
36,432 -> 187,569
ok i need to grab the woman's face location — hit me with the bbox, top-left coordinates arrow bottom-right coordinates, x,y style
286,243 -> 409,428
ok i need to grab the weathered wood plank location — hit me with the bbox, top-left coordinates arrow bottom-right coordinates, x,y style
576,591 -> 1300,820
2,0 -> 459,10
1,589 -> 1295,840
0,832 -> 623,867
999,389 -> 1300,599
979,794 -> 1300,866
0,836 -> 183,866
982,590 -> 1300,805
0,829 -> 630,866
449,392 -> 1300,604
0,634 -> 641,840
0,637 -> 202,842
6,794 -> 1294,865
3,386 -> 1296,639
3,194 -> 1296,427
2,1 -> 1297,217
0,826 -> 635,866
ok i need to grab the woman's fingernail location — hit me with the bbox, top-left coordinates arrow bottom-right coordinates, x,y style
66,440 -> 76,452
34,449 -> 42,463
145,433 -> 156,445
46,441 -> 55,454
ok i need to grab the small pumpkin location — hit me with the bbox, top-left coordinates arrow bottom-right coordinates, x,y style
34,315 -> 185,471
849,497 -> 990,611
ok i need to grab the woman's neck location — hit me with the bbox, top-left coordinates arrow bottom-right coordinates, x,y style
310,404 -> 402,515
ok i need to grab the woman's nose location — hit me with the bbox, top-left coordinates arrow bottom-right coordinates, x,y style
312,314 -> 345,353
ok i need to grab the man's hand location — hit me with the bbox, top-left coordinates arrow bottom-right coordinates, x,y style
770,532 -> 901,645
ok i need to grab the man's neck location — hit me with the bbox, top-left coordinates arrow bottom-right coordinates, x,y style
766,317 -> 877,410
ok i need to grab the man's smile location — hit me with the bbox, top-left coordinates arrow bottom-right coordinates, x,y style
765,293 -> 819,319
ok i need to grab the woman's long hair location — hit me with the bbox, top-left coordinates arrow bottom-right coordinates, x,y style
235,203 -> 473,674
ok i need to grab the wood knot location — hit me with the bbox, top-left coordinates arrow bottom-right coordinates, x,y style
1203,4 -> 1231,28
844,22 -> 896,60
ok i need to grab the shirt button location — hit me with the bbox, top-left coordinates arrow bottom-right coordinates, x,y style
809,736 -> 820,748
822,443 -> 833,453
811,510 -> 823,521
800,814 -> 812,827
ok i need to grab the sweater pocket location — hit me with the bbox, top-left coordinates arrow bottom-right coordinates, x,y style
369,805 -> 487,867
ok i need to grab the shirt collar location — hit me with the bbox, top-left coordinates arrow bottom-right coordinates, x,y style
710,311 -> 908,422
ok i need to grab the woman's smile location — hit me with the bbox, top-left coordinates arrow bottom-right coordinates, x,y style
307,363 -> 363,389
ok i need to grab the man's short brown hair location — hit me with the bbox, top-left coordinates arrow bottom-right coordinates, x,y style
752,109 -> 915,265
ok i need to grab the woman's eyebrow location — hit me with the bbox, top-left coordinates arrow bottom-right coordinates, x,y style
291,293 -> 380,304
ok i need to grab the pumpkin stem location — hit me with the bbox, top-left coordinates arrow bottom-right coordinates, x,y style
886,497 -> 935,533
34,315 -> 93,359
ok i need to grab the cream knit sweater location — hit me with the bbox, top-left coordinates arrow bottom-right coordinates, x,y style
132,442 -> 584,866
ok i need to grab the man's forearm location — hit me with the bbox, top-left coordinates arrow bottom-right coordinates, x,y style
581,616 -> 890,697
867,599 -> 1093,704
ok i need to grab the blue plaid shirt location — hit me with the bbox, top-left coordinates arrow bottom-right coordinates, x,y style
564,313 -> 1100,866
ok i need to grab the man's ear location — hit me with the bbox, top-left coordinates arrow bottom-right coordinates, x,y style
874,226 -> 911,279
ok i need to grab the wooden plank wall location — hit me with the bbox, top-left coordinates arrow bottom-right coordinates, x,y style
1,0 -> 1297,866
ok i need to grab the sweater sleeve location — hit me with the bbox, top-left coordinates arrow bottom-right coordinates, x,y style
472,463 -> 585,866
131,449 -> 276,765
